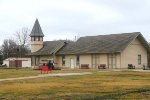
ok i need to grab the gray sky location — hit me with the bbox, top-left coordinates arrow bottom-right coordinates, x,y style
0,0 -> 150,45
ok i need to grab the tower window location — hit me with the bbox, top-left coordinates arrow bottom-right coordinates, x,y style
34,37 -> 36,41
31,37 -> 34,41
41,37 -> 43,41
38,37 -> 40,41
36,37 -> 38,41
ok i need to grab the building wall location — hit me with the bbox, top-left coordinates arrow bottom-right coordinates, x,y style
33,55 -> 62,67
22,60 -> 31,68
56,55 -> 62,67
57,53 -> 122,69
63,55 -> 76,68
99,54 -> 108,68
53,55 -> 59,67
148,52 -> 150,67
116,53 -> 121,68
80,54 -> 91,68
3,58 -> 31,68
91,54 -> 108,68
67,55 -> 76,68
39,56 -> 53,65
31,41 -> 43,53
57,54 -> 91,69
121,38 -> 147,69
92,53 -> 121,69
3,60 -> 9,67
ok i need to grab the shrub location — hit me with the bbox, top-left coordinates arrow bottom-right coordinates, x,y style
53,66 -> 61,70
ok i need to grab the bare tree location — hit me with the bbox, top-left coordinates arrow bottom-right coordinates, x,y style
15,27 -> 30,48
1,27 -> 31,59
1,39 -> 17,59
0,47 -> 3,65
14,27 -> 31,57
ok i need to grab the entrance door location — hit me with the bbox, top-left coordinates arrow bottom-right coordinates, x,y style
70,59 -> 75,69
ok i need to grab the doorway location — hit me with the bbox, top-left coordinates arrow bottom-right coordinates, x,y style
70,59 -> 75,69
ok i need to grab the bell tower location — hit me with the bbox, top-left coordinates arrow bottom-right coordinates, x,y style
30,19 -> 44,53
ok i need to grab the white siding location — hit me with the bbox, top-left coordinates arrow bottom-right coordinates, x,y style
22,60 -> 31,68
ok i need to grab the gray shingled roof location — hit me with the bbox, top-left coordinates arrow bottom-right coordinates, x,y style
58,32 -> 150,54
29,40 -> 66,56
30,19 -> 44,37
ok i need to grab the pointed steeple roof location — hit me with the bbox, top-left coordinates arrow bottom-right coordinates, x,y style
30,19 -> 44,37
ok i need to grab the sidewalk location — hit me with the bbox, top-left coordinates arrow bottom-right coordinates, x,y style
0,72 -> 93,82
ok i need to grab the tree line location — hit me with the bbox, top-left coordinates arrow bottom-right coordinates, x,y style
0,27 -> 31,65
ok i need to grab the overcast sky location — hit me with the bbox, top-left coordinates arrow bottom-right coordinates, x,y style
0,0 -> 150,45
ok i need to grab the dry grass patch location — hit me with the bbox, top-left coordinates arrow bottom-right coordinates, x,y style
0,70 -> 150,99
0,69 -> 95,79
0,69 -> 39,79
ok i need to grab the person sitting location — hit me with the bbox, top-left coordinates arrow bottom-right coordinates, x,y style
47,60 -> 55,70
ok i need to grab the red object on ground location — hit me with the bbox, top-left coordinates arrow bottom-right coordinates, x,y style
40,66 -> 51,74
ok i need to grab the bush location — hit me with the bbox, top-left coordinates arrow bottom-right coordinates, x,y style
0,61 -> 3,65
0,64 -> 7,67
53,67 -> 61,70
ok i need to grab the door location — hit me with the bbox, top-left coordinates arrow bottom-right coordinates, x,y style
70,59 -> 75,69
9,60 -> 22,67
9,61 -> 15,67
15,60 -> 22,67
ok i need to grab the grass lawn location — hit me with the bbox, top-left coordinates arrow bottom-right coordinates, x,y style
0,69 -> 150,100
0,69 -> 91,79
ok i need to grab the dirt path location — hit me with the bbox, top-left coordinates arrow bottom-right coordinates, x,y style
0,72 -> 93,82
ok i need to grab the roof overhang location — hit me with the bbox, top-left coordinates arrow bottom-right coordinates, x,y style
137,34 -> 150,51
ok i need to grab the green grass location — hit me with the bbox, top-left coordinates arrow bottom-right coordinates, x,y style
0,69 -> 150,99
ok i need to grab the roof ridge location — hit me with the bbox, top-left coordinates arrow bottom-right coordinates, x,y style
44,40 -> 66,43
79,32 -> 141,39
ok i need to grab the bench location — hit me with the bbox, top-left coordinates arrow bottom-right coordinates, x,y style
80,64 -> 89,69
128,64 -> 135,69
40,66 -> 51,74
98,64 -> 106,69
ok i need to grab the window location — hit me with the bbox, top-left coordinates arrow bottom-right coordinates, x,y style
36,37 -> 38,41
138,55 -> 141,65
41,37 -> 43,41
76,55 -> 80,66
62,55 -> 65,66
31,37 -> 34,41
38,37 -> 40,41
34,37 -> 36,41
31,56 -> 36,65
